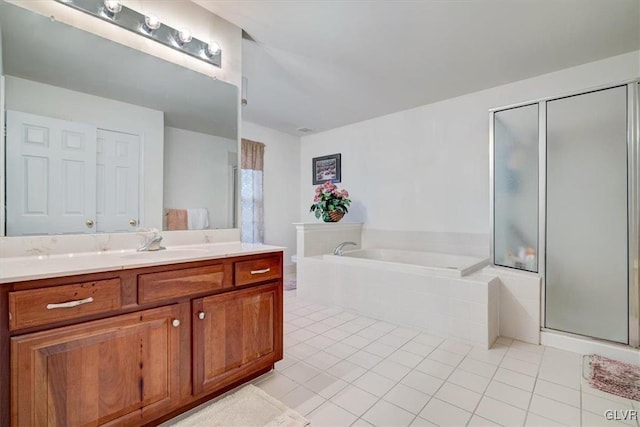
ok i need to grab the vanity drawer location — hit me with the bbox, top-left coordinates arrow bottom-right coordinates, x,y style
8,278 -> 122,331
138,264 -> 230,304
235,256 -> 282,286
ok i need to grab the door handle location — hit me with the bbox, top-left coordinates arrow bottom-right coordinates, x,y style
129,219 -> 138,226
47,297 -> 94,309
85,219 -> 94,228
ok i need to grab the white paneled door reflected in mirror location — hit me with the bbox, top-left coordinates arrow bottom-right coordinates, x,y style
0,0 -> 239,236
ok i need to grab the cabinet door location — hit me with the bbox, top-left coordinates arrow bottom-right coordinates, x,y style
11,305 -> 183,426
192,283 -> 283,395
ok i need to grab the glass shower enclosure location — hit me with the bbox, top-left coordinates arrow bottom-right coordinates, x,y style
490,81 -> 640,347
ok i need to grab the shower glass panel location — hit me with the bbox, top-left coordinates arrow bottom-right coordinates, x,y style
546,86 -> 628,344
493,104 -> 539,272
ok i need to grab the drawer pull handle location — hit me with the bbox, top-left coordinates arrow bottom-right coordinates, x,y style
250,268 -> 271,275
46,297 -> 94,310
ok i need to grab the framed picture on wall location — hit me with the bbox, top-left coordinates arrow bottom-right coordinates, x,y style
312,153 -> 341,184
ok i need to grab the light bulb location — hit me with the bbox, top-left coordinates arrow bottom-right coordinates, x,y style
206,41 -> 221,57
143,14 -> 161,32
177,29 -> 192,44
103,0 -> 122,14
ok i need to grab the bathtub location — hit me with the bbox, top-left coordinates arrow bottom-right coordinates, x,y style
324,249 -> 489,277
297,248 -> 498,348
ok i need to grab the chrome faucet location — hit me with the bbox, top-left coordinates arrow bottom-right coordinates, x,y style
334,241 -> 356,256
137,229 -> 166,252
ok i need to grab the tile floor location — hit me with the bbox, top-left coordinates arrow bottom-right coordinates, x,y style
253,290 -> 639,427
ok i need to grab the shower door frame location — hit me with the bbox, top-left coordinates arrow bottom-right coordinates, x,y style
489,79 -> 640,348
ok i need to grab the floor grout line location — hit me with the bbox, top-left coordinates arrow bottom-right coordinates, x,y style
464,340 -> 509,426
282,291 -> 625,427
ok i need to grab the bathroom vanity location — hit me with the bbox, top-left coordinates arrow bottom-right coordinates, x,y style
0,245 -> 284,426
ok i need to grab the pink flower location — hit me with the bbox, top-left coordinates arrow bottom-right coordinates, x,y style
323,182 -> 337,192
312,183 -> 350,207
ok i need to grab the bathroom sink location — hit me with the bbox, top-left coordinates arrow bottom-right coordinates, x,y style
120,248 -> 209,260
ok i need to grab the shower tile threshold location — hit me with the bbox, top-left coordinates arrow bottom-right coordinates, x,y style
253,290 -> 639,427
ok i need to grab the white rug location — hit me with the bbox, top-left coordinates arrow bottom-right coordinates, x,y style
170,385 -> 310,427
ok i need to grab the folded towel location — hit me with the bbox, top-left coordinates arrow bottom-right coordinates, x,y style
187,208 -> 210,230
166,209 -> 188,230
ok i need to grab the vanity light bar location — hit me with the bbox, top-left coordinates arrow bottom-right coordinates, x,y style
54,0 -> 222,68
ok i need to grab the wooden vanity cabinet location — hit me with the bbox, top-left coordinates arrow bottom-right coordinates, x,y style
3,251 -> 284,427
192,282 -> 283,395
11,305 -> 183,426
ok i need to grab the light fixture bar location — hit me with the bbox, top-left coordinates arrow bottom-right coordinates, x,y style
54,0 -> 221,68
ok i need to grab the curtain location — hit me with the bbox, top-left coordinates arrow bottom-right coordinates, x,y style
240,138 -> 265,243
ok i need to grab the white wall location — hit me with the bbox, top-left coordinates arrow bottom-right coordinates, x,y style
5,76 -> 165,229
242,121 -> 300,267
300,51 -> 640,240
163,126 -> 237,229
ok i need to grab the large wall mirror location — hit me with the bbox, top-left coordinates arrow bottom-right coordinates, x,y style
0,0 -> 239,236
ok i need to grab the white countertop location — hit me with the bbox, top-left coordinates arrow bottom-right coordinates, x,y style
0,242 -> 285,284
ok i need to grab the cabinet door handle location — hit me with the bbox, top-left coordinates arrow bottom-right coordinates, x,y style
250,268 -> 270,275
197,311 -> 206,320
172,319 -> 180,328
46,296 -> 94,310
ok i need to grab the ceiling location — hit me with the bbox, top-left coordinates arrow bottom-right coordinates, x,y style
0,1 -> 238,139
194,0 -> 639,136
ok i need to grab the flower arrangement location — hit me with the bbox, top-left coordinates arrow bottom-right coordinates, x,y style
309,182 -> 351,222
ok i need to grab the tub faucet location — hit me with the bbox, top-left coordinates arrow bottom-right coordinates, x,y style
138,229 -> 166,252
334,241 -> 356,256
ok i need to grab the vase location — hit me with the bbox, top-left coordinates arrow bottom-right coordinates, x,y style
323,210 -> 344,222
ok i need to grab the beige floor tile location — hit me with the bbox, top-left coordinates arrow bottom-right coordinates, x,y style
447,369 -> 491,394
485,380 -> 532,410
308,401 -> 359,427
435,382 -> 482,412
383,383 -> 432,414
419,398 -> 472,427
330,385 -> 378,417
363,400 -> 416,427
528,394 -> 580,426
475,396 -> 527,426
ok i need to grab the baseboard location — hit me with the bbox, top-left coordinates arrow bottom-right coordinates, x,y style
541,330 -> 640,364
